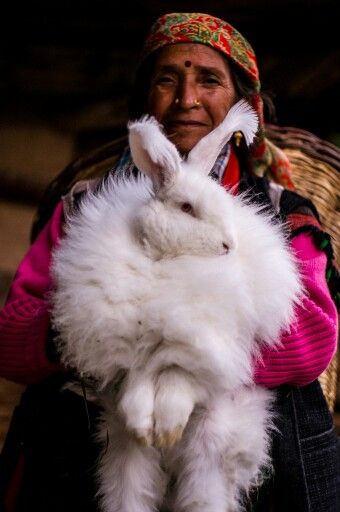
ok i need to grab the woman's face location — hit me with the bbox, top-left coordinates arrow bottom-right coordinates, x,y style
147,43 -> 237,155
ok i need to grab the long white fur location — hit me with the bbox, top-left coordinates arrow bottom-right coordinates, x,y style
51,101 -> 303,512
186,100 -> 259,175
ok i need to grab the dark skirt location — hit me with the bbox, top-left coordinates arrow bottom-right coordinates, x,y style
0,375 -> 100,512
0,376 -> 338,511
252,381 -> 339,512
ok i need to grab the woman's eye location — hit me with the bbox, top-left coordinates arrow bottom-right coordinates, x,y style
156,75 -> 176,85
202,75 -> 220,86
181,202 -> 194,215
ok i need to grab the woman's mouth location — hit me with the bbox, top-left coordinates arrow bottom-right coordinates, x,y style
166,120 -> 209,133
169,120 -> 206,126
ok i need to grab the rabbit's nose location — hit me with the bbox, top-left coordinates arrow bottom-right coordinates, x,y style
222,243 -> 229,254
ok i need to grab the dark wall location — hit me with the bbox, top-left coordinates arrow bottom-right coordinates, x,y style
0,1 -> 338,202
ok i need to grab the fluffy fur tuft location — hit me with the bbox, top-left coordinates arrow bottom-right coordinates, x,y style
186,99 -> 259,176
51,109 -> 302,512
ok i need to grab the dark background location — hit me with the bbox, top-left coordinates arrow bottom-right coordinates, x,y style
0,0 -> 339,203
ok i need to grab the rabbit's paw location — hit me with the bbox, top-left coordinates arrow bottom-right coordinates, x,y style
118,376 -> 155,447
133,428 -> 154,448
153,369 -> 196,449
154,425 -> 184,449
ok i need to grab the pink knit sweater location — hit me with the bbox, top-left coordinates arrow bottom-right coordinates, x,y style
0,200 -> 337,387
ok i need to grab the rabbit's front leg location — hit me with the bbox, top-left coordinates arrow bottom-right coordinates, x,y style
118,369 -> 155,446
153,367 -> 204,449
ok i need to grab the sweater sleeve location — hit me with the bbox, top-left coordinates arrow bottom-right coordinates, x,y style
254,232 -> 338,388
0,201 -> 65,384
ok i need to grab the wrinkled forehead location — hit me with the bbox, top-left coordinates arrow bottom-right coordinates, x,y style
152,43 -> 232,77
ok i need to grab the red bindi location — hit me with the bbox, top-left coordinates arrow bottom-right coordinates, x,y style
184,60 -> 191,67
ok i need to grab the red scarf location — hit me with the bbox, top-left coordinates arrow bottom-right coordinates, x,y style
221,146 -> 240,195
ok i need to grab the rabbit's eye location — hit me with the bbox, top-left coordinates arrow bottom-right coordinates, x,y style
181,202 -> 194,215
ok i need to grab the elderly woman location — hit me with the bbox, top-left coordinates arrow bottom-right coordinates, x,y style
0,12 -> 338,512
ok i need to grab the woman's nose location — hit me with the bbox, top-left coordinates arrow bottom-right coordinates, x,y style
176,79 -> 200,109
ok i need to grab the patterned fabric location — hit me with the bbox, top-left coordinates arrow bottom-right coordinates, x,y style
208,144 -> 230,183
141,12 -> 295,190
142,13 -> 260,91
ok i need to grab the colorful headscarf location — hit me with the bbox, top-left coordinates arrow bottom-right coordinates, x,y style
141,13 -> 295,190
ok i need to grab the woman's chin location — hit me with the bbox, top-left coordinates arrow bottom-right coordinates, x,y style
172,134 -> 206,155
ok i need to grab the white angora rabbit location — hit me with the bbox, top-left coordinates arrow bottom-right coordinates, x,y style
51,100 -> 303,512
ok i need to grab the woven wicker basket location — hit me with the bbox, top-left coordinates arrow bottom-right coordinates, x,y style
266,125 -> 339,411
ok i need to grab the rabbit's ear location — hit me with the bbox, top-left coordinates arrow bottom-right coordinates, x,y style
128,116 -> 182,190
186,100 -> 258,175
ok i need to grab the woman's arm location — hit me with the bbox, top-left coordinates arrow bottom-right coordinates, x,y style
0,201 -> 65,384
254,232 -> 338,388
